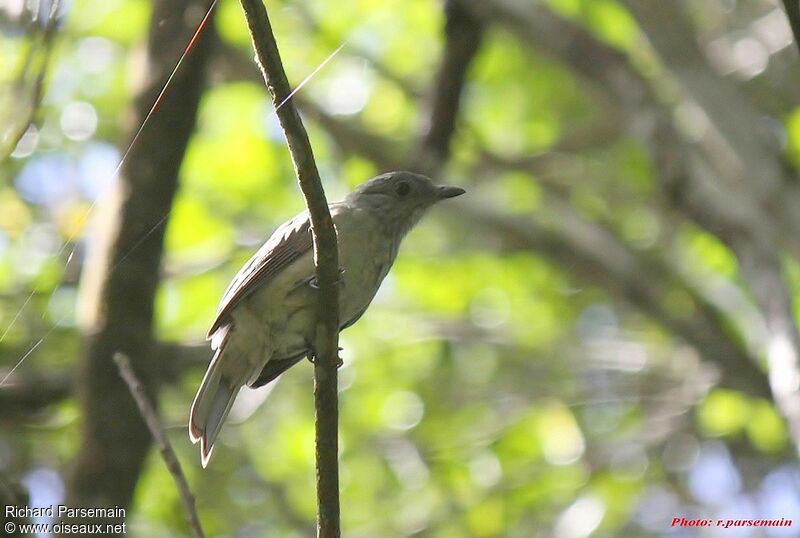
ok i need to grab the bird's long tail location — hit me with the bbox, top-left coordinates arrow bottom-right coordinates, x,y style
189,327 -> 238,468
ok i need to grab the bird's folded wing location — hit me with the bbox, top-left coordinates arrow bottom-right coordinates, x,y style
207,211 -> 313,338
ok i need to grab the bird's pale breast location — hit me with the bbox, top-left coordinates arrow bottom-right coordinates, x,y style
243,204 -> 396,367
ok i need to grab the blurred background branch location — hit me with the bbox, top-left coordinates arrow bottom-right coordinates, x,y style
0,0 -> 62,163
61,0 -> 216,531
782,0 -> 800,54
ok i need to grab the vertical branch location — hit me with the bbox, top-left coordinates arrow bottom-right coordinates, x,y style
113,353 -> 205,538
735,249 -> 800,451
236,1 -> 341,536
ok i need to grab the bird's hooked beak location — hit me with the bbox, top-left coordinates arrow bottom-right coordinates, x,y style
437,185 -> 466,199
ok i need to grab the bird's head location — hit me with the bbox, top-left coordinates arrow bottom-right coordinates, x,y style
346,171 -> 465,233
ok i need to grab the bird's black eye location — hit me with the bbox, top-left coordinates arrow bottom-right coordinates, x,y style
396,182 -> 411,196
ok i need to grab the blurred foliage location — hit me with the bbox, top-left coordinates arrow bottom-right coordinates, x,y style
2,0 -> 800,537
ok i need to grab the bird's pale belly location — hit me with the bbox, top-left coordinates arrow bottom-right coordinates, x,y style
246,214 -> 394,363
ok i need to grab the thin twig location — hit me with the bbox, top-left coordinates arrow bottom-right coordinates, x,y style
236,1 -> 341,536
113,353 -> 205,538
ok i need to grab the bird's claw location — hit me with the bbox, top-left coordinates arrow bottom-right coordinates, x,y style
307,347 -> 344,368
309,268 -> 346,289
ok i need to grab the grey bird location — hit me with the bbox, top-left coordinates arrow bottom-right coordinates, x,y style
189,171 -> 465,466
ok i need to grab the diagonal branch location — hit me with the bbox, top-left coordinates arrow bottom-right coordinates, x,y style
618,0 -> 800,253
113,353 -> 205,538
781,1 -> 800,55
236,1 -> 341,536
616,1 -> 800,452
418,0 -> 486,173
413,0 -> 767,398
1,0 -> 62,162
456,201 -> 771,399
476,0 -> 798,412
